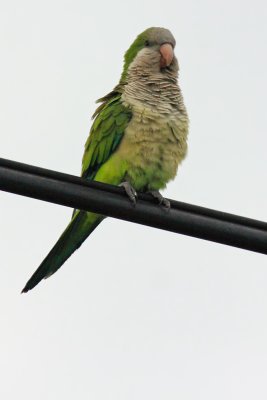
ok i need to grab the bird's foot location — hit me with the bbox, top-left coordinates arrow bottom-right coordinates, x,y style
147,190 -> 171,209
119,182 -> 138,205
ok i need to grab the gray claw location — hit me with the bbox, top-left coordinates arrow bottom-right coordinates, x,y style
120,182 -> 138,204
147,190 -> 171,209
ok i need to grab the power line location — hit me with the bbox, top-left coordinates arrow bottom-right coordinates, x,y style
0,157 -> 267,255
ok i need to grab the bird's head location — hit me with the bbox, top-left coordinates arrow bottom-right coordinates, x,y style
120,27 -> 178,83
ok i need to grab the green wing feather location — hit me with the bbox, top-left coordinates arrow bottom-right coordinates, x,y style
22,92 -> 132,293
82,94 -> 132,180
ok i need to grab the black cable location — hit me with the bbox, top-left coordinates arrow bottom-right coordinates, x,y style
0,157 -> 266,255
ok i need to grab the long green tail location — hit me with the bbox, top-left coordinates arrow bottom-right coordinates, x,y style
22,211 -> 103,293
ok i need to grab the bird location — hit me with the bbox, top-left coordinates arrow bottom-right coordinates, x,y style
22,27 -> 189,293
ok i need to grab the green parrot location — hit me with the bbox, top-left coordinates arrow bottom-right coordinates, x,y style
22,27 -> 189,293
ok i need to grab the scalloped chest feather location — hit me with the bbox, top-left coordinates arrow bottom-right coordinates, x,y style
117,75 -> 189,191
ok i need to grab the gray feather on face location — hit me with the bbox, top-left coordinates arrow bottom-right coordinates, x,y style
144,27 -> 176,48
129,46 -> 179,76
127,27 -> 178,76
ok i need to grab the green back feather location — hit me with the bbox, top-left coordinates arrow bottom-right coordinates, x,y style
120,28 -> 151,83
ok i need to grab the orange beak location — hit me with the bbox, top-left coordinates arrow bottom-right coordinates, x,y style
160,43 -> 174,68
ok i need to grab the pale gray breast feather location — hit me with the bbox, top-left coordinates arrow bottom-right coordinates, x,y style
122,73 -> 188,119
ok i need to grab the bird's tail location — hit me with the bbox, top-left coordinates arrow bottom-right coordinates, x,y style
21,211 -> 103,293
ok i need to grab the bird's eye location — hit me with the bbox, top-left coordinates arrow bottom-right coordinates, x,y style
144,40 -> 150,47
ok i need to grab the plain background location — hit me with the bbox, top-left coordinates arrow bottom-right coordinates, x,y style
1,1 -> 267,399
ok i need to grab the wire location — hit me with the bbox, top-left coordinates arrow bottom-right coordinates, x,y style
0,157 -> 267,255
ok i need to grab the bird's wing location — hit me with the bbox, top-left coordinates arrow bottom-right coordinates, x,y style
82,94 -> 132,180
22,94 -> 132,293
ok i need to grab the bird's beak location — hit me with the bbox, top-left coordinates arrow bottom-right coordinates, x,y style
160,43 -> 174,68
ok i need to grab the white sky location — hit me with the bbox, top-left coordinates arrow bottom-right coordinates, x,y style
0,1 -> 267,399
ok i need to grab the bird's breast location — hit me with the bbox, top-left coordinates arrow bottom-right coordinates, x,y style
118,96 -> 188,191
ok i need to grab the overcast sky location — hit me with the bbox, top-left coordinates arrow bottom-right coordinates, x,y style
1,1 -> 267,399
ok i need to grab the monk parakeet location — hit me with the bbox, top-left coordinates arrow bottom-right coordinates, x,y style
22,27 -> 189,293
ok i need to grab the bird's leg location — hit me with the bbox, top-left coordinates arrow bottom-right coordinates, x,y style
119,181 -> 138,205
147,190 -> 171,209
